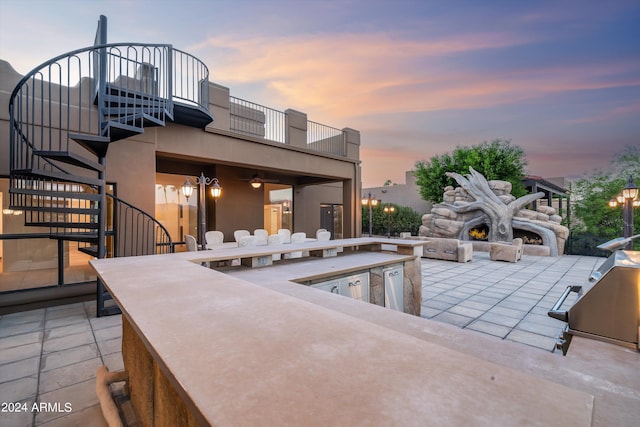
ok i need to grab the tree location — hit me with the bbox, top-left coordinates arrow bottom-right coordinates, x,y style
413,139 -> 528,203
571,145 -> 640,251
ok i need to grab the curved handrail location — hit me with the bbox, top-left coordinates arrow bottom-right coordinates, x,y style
9,42 -> 210,173
7,42 -> 209,101
106,193 -> 174,256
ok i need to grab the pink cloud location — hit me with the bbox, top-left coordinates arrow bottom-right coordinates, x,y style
191,32 -> 640,128
565,103 -> 640,124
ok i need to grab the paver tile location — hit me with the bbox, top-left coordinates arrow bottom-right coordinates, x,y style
0,342 -> 41,365
43,331 -> 95,354
466,320 -> 511,338
39,357 -> 103,394
35,379 -> 99,425
506,329 -> 558,351
0,331 -> 43,351
0,375 -> 38,403
0,357 -> 40,384
40,344 -> 99,372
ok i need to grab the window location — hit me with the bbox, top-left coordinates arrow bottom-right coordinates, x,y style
155,173 -> 197,251
264,184 -> 292,235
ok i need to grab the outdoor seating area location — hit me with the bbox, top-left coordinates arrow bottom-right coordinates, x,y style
406,236 -> 473,263
2,251 -> 638,427
489,238 -> 524,263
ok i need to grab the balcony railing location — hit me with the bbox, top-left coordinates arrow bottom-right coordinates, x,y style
307,120 -> 345,157
229,96 -> 346,157
230,96 -> 286,143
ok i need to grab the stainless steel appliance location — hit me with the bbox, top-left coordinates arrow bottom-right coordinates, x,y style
549,237 -> 640,355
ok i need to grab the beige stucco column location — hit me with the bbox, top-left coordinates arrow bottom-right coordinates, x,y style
285,109 -> 307,149
205,82 -> 231,132
344,128 -> 362,238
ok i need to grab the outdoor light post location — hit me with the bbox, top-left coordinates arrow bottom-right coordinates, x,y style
361,192 -> 378,237
608,176 -> 639,249
384,205 -> 395,238
182,172 -> 222,248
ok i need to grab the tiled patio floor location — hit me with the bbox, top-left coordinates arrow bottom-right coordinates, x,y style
420,251 -> 604,351
0,251 -> 615,426
0,301 -> 121,427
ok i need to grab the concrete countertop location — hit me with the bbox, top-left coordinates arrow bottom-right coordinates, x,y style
90,240 -> 594,426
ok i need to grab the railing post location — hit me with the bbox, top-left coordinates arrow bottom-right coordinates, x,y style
167,46 -> 174,113
96,15 -> 108,135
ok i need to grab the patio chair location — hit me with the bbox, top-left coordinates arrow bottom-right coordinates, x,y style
254,229 -> 269,246
234,230 -> 251,244
490,238 -> 523,263
268,234 -> 282,261
285,232 -> 307,259
277,229 -> 291,244
185,234 -> 198,252
238,235 -> 257,247
317,230 -> 331,241
205,231 -> 224,249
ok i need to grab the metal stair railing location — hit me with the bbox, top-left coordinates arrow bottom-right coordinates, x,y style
105,193 -> 174,257
9,42 -> 211,174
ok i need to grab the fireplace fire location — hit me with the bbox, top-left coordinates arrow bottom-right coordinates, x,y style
514,230 -> 543,245
469,225 -> 489,241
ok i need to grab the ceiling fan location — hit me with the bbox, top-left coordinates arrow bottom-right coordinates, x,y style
242,172 -> 280,189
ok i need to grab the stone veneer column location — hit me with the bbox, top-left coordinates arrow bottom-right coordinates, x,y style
396,245 -> 423,316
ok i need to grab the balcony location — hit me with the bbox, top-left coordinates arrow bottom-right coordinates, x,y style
203,87 -> 354,159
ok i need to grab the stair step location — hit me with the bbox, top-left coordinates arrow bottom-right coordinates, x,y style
51,233 -> 99,243
11,168 -> 102,187
34,151 -> 104,172
105,84 -> 162,100
79,245 -> 99,257
68,132 -> 110,157
104,121 -> 144,142
110,111 -> 165,128
25,221 -> 100,229
103,94 -> 167,109
9,187 -> 101,201
117,112 -> 164,127
16,205 -> 99,215
173,102 -> 214,129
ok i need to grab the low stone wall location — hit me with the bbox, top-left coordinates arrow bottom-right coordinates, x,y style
471,241 -> 551,256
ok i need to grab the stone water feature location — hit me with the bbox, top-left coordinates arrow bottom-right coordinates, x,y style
419,168 -> 569,256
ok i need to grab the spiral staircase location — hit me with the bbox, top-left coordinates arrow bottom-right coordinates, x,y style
8,16 -> 213,316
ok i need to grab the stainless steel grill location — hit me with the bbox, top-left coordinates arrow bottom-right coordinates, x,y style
549,237 -> 640,355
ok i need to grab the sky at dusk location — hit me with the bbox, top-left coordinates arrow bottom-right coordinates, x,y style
1,0 -> 638,187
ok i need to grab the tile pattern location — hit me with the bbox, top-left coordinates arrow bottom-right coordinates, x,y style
0,301 -> 122,427
421,251 -> 604,351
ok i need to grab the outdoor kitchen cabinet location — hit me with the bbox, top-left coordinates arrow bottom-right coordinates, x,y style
384,264 -> 404,311
311,272 -> 370,303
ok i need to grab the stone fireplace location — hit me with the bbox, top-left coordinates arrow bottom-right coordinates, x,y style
419,169 -> 569,256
